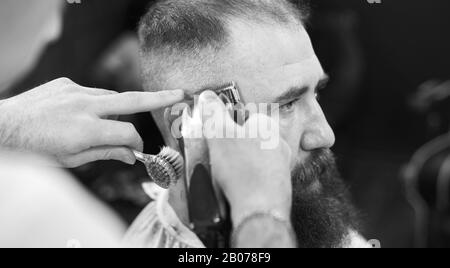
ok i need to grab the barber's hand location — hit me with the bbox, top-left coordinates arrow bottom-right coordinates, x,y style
0,78 -> 184,168
198,91 -> 293,226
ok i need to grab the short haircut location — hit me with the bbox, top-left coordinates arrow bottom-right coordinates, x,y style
138,0 -> 310,91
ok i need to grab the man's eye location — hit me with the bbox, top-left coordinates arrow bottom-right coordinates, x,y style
280,99 -> 298,113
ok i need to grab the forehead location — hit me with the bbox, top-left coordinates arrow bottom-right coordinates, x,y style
217,20 -> 324,103
163,20 -> 324,103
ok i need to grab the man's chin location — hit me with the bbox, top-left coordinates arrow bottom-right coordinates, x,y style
304,179 -> 322,195
290,150 -> 359,248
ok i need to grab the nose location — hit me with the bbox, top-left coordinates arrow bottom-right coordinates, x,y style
300,102 -> 336,151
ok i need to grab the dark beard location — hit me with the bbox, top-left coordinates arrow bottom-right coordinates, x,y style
291,149 -> 360,248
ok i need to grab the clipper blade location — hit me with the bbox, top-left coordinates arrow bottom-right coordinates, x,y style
208,81 -> 241,105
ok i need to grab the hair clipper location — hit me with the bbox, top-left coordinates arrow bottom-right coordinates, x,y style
179,82 -> 246,248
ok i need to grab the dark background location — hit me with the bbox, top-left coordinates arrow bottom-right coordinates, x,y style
7,0 -> 450,248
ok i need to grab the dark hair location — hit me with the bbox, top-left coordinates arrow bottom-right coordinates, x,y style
138,0 -> 310,91
139,0 -> 309,53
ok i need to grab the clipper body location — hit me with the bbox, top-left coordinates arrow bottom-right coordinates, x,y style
181,82 -> 244,248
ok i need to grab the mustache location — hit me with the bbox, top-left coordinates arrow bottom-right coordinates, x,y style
292,149 -> 336,185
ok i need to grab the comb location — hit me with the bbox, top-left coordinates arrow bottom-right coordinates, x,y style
133,147 -> 184,189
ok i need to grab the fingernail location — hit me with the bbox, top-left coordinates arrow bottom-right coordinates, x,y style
199,91 -> 221,106
125,155 -> 136,165
201,90 -> 218,100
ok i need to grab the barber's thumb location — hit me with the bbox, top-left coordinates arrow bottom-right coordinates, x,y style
60,146 -> 136,168
198,90 -> 228,120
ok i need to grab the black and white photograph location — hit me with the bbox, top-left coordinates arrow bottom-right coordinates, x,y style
0,0 -> 449,252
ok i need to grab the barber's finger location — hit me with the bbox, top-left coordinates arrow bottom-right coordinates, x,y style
81,86 -> 118,96
60,81 -> 118,95
60,146 -> 135,168
90,120 -> 143,152
94,90 -> 184,116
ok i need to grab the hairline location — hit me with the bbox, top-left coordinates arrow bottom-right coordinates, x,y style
139,1 -> 308,92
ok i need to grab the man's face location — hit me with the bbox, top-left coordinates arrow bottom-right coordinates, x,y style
219,22 -> 357,247
153,20 -> 358,247
164,21 -> 335,185
0,0 -> 64,91
225,21 -> 335,182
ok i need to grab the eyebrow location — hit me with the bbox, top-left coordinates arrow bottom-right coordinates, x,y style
274,75 -> 330,104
